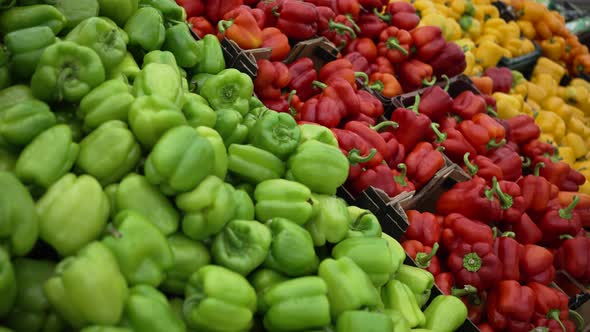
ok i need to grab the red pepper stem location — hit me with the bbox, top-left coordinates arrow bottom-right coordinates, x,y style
370,121 -> 398,131
486,138 -> 507,149
501,231 -> 516,238
328,20 -> 356,38
463,152 -> 478,175
451,285 -> 478,297
568,309 -> 585,331
312,81 -> 328,90
431,123 -> 447,143
386,37 -> 409,56
422,77 -> 436,86
559,234 -> 574,240
348,148 -> 377,166
415,242 -> 439,268
217,20 -> 234,34
373,8 -> 392,22
369,80 -> 384,92
559,195 -> 579,220
408,94 -> 421,114
463,252 -> 482,272
492,176 -> 514,209
442,75 -> 450,92
345,14 -> 361,33
533,162 -> 545,176
393,163 -> 408,186
547,309 -> 567,332
355,72 -> 369,85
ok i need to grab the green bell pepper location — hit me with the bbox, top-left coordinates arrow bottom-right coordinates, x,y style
261,277 -> 331,332
332,237 -> 395,288
336,311 -> 393,332
0,148 -> 17,173
142,50 -> 180,74
228,144 -> 285,184
194,34 -> 225,75
212,219 -> 272,276
234,188 -> 255,220
200,68 -> 253,116
161,234 -> 210,295
195,126 -> 228,180
243,106 -> 270,131
109,173 -> 179,235
298,123 -> 339,147
0,5 -> 66,35
81,327 -> 133,332
4,26 -> 56,80
145,125 -> 215,195
15,125 -> 79,188
134,62 -> 183,107
190,72 -> 212,94
108,52 -> 140,82
254,179 -> 315,225
0,0 -> 15,10
422,295 -> 468,332
0,247 -> 16,316
78,79 -> 135,131
128,95 -> 186,149
305,194 -> 350,246
249,110 -> 301,160
97,0 -> 138,27
43,241 -> 128,328
37,173 -> 110,256
264,218 -> 319,277
0,100 -> 56,147
0,85 -> 33,111
249,269 -> 288,313
214,109 -> 249,147
103,210 -> 174,287
381,279 -> 425,328
51,0 -> 100,30
162,23 -> 199,68
65,17 -> 127,70
0,172 -> 39,257
123,285 -> 186,332
318,256 -> 381,317
124,7 -> 165,52
182,93 -> 216,129
286,140 -> 348,195
31,41 -> 106,103
184,265 -> 256,332
384,309 -> 411,332
140,0 -> 186,22
176,175 -> 237,241
53,110 -> 84,142
347,206 -> 382,238
382,233 -> 405,278
0,46 -> 11,91
393,265 -> 434,308
3,258 -> 65,332
76,121 -> 141,186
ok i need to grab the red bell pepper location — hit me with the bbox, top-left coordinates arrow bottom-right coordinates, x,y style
484,67 -> 513,94
520,244 -> 556,285
441,213 -> 495,251
539,196 -> 582,246
487,145 -> 523,182
534,318 -> 577,332
528,282 -> 574,332
331,0 -> 360,19
276,0 -> 318,41
554,235 -> 590,283
262,90 -> 300,115
398,59 -> 434,92
232,5 -> 266,29
463,153 -> 503,185
256,0 -> 283,27
314,80 -> 360,119
405,210 -> 442,247
377,26 -> 412,64
369,56 -> 394,75
321,14 -> 358,49
345,38 -> 378,63
405,142 -> 444,189
436,177 -> 502,223
517,163 -> 557,215
379,132 -> 405,168
389,96 -> 432,152
176,0 -> 204,18
430,42 -> 467,78
356,90 -> 384,119
318,58 -> 360,88
243,0 -> 260,6
344,121 -> 397,163
452,90 -> 487,120
344,52 -> 370,74
357,13 -> 388,39
358,0 -> 387,11
391,163 -> 415,193
487,280 -> 536,332
369,72 -> 402,97
510,213 -> 542,245
447,241 -> 502,290
432,124 -> 477,165
461,113 -> 507,153
439,115 -> 459,130
288,58 -> 319,102
254,60 -> 291,100
493,231 -> 521,281
534,156 -> 586,192
383,2 -> 419,30
410,26 -> 447,62
507,115 -> 541,145
188,16 -> 214,39
435,272 -> 454,295
417,83 -> 453,122
317,5 -> 335,32
495,178 -> 527,224
219,7 -> 263,49
477,323 -> 495,332
332,128 -> 380,179
351,164 -> 405,197
522,139 -> 557,160
261,27 -> 290,61
557,191 -> 590,227
206,0 -> 243,23
299,94 -> 343,128
403,240 -> 441,275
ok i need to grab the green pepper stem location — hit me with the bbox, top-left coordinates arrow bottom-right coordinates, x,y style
312,81 -> 328,90
501,231 -> 516,238
287,90 -> 297,116
106,223 -> 123,238
521,156 -> 531,168
393,163 -> 408,186
492,227 -> 498,239
486,138 -> 507,149
371,121 -> 399,131
431,123 -> 447,143
463,252 -> 482,272
328,20 -> 356,38
451,285 -> 478,297
530,327 -> 550,332
408,94 -> 421,114
373,8 -> 392,22
463,152 -> 478,175
422,77 -> 437,86
547,309 -> 568,332
225,227 -> 243,249
533,162 -> 545,176
415,242 -> 439,268
183,293 -> 205,324
487,105 -> 498,117
442,75 -> 450,92
569,309 -> 585,332
559,195 -> 579,220
386,37 -> 409,56
355,72 -> 369,85
484,184 -> 496,202
217,20 -> 234,34
348,148 -> 377,166
559,234 -> 574,240
492,176 -> 514,210
369,80 -> 384,92
345,14 -> 361,33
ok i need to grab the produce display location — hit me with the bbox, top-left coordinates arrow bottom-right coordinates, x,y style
1,0 -> 590,331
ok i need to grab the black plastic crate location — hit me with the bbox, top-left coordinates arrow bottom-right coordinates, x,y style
497,42 -> 542,79
493,1 -> 517,21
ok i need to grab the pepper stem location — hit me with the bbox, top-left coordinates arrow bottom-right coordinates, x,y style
371,121 -> 399,131
431,123 -> 447,143
287,90 -> 297,116
422,77 -> 436,86
463,152 -> 478,175
486,138 -> 507,149
312,81 -> 328,90
348,148 -> 377,166
345,14 -> 361,33
463,252 -> 482,272
355,72 -> 369,85
492,176 -> 514,209
415,242 -> 439,268
442,75 -> 450,92
386,37 -> 409,56
533,162 -> 545,176
502,231 -> 516,238
373,8 -> 392,22
559,234 -> 574,240
451,285 -> 478,297
369,80 -> 384,92
559,195 -> 579,220
521,156 -> 531,168
393,163 -> 408,186
547,309 -> 568,332
569,309 -> 585,332
328,20 -> 356,38
408,94 -> 421,115
487,105 -> 498,117
217,20 -> 234,34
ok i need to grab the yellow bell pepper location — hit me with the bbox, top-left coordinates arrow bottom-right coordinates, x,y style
512,83 -> 528,98
526,99 -> 542,114
568,116 -> 590,136
521,101 -> 535,117
464,50 -> 476,75
499,21 -> 521,42
558,147 -> 576,166
413,0 -> 435,12
517,20 -> 536,40
474,4 -> 499,21
524,81 -> 547,103
569,106 -> 586,121
520,1 -> 547,22
419,13 -> 450,38
577,180 -> 590,196
574,160 -> 590,171
521,39 -> 536,54
474,40 -> 508,68
504,38 -> 524,57
454,38 -> 476,51
493,92 -> 523,119
472,65 -> 484,76
476,34 -> 499,45
559,85 -> 590,111
562,132 -> 588,159
552,104 -> 574,124
450,0 -> 476,18
538,133 -> 556,144
434,4 -> 452,17
446,18 -> 463,41
541,95 -> 565,113
535,110 -> 566,142
459,16 -> 481,40
532,57 -> 567,83
570,78 -> 590,92
473,0 -> 491,4
532,73 -> 558,99
540,36 -> 566,61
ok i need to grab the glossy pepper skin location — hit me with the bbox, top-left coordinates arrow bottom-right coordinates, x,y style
390,97 -> 431,152
78,79 -> 135,131
430,42 -> 467,78
265,218 -> 319,277
528,282 -> 572,332
214,109 -> 248,147
276,0 -> 318,41
458,113 -> 506,155
123,285 -> 185,332
254,179 -> 315,225
487,146 -> 523,182
463,153 -> 503,185
4,26 -> 56,81
201,68 -> 253,116
506,115 -> 540,145
254,60 -> 290,100
347,206 -> 382,238
161,234 -> 210,295
452,91 -> 486,120
0,4 -> 66,35
305,194 -> 350,246
418,85 -> 454,122
433,125 -> 477,165
441,213 -> 494,251
194,34 -> 225,75
219,6 -> 263,50
411,26 -> 446,63
405,210 -> 442,248
402,240 -> 440,275
124,7 -> 165,52
336,310 -> 392,332
496,179 -> 526,224
381,279 -> 425,328
182,93 -> 216,129
228,144 -> 285,184
0,99 -> 56,148
249,110 -> 300,160
184,265 -> 256,332
160,23 -> 199,68
0,247 -> 16,317
493,233 -> 520,281
538,196 -> 582,245
535,157 -> 585,192
448,241 -> 502,290
487,280 -> 535,332
333,237 -> 395,288
484,67 -> 513,93
437,178 -> 503,222
377,26 -> 412,64
554,236 -> 590,283
405,142 -> 444,188
332,128 -> 382,177
393,264 -> 435,308
423,295 -> 468,332
134,62 -> 183,108
44,242 -> 128,329
520,244 -> 555,285
398,60 -> 434,92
